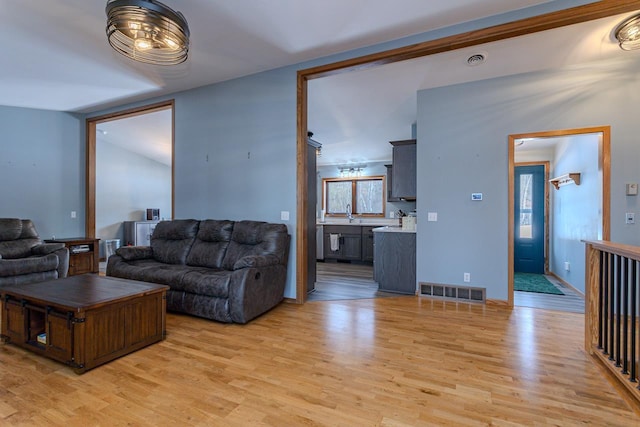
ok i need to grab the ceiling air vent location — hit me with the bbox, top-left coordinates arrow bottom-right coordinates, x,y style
466,53 -> 486,67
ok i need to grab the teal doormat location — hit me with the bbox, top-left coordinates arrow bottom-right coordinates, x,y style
514,273 -> 564,295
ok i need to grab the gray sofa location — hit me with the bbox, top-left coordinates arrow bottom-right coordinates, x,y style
107,219 -> 290,324
0,218 -> 69,286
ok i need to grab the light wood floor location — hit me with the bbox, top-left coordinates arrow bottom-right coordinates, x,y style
313,263 -> 586,314
514,274 -> 585,313
308,261 -> 400,301
1,297 -> 638,425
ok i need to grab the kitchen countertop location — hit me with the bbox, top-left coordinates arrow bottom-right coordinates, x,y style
372,226 -> 416,233
317,218 -> 399,227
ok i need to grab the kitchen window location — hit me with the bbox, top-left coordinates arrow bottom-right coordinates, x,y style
323,176 -> 385,217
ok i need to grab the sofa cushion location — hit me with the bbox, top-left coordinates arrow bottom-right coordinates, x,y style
109,259 -> 187,286
0,254 -> 59,277
19,220 -> 40,239
221,221 -> 289,270
175,268 -> 231,298
151,219 -> 199,265
31,242 -> 65,256
0,218 -> 22,241
186,220 -> 234,269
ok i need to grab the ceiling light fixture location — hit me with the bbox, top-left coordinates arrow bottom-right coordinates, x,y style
337,164 -> 367,178
615,14 -> 640,51
106,0 -> 190,65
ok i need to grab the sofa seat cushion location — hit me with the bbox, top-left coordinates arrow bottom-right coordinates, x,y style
0,254 -> 59,277
111,260 -> 231,299
186,220 -> 234,269
172,267 -> 231,298
110,259 -> 187,286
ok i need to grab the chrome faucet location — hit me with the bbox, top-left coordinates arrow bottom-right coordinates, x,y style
346,203 -> 353,222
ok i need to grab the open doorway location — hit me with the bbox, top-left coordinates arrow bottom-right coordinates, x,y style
508,127 -> 610,310
85,101 -> 175,256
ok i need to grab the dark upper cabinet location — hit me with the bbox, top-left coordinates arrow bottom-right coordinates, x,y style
390,139 -> 416,200
385,164 -> 401,202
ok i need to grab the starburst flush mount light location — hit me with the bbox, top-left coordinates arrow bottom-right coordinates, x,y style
615,13 -> 640,51
106,0 -> 190,65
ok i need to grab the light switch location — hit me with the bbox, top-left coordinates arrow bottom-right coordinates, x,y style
427,212 -> 438,222
280,211 -> 290,221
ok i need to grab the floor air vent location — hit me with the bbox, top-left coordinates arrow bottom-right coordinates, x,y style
420,282 -> 485,303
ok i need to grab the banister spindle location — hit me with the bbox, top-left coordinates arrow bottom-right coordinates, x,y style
631,260 -> 637,383
603,252 -> 610,355
615,255 -> 622,367
623,257 -> 629,375
609,252 -> 615,361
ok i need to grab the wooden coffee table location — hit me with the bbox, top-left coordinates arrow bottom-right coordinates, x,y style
0,275 -> 168,373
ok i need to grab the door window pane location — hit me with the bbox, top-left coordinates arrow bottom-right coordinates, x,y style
519,174 -> 533,239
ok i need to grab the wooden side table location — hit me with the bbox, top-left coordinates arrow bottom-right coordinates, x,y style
45,237 -> 100,276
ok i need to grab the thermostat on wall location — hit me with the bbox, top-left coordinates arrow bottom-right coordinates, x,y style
471,193 -> 483,201
626,183 -> 638,196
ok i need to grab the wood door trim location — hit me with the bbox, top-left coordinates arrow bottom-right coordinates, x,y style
296,1 -> 632,303
508,127 -> 611,307
85,100 -> 175,238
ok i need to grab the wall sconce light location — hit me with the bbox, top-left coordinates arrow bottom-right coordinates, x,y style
615,13 -> 640,51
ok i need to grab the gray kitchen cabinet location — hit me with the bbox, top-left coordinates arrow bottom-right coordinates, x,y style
361,226 -> 375,262
374,230 -> 416,294
390,139 -> 416,200
385,164 -> 401,202
323,225 -> 362,261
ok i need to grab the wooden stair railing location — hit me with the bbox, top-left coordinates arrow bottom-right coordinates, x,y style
585,241 -> 640,405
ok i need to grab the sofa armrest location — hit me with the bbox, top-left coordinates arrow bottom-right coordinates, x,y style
233,254 -> 281,270
0,255 -> 60,277
227,264 -> 287,323
116,246 -> 153,261
31,242 -> 65,256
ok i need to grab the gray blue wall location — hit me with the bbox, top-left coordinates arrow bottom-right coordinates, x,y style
416,55 -> 640,300
0,106 -> 84,239
96,140 -> 172,256
550,134 -> 600,293
1,0 -> 599,299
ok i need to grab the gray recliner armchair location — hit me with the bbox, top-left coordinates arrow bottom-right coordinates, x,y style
0,218 -> 69,286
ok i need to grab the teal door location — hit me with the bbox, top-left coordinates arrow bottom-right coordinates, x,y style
514,165 -> 545,273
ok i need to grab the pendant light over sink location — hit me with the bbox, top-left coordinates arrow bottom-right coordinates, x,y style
105,0 -> 190,65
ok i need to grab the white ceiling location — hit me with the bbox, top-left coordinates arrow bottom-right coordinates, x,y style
309,12 -> 640,165
1,0 -> 554,112
3,1 -> 640,166
97,109 -> 172,165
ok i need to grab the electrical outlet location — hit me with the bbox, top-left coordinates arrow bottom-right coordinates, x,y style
463,273 -> 470,282
70,211 -> 76,219
626,213 -> 635,224
427,212 -> 438,222
280,211 -> 289,221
